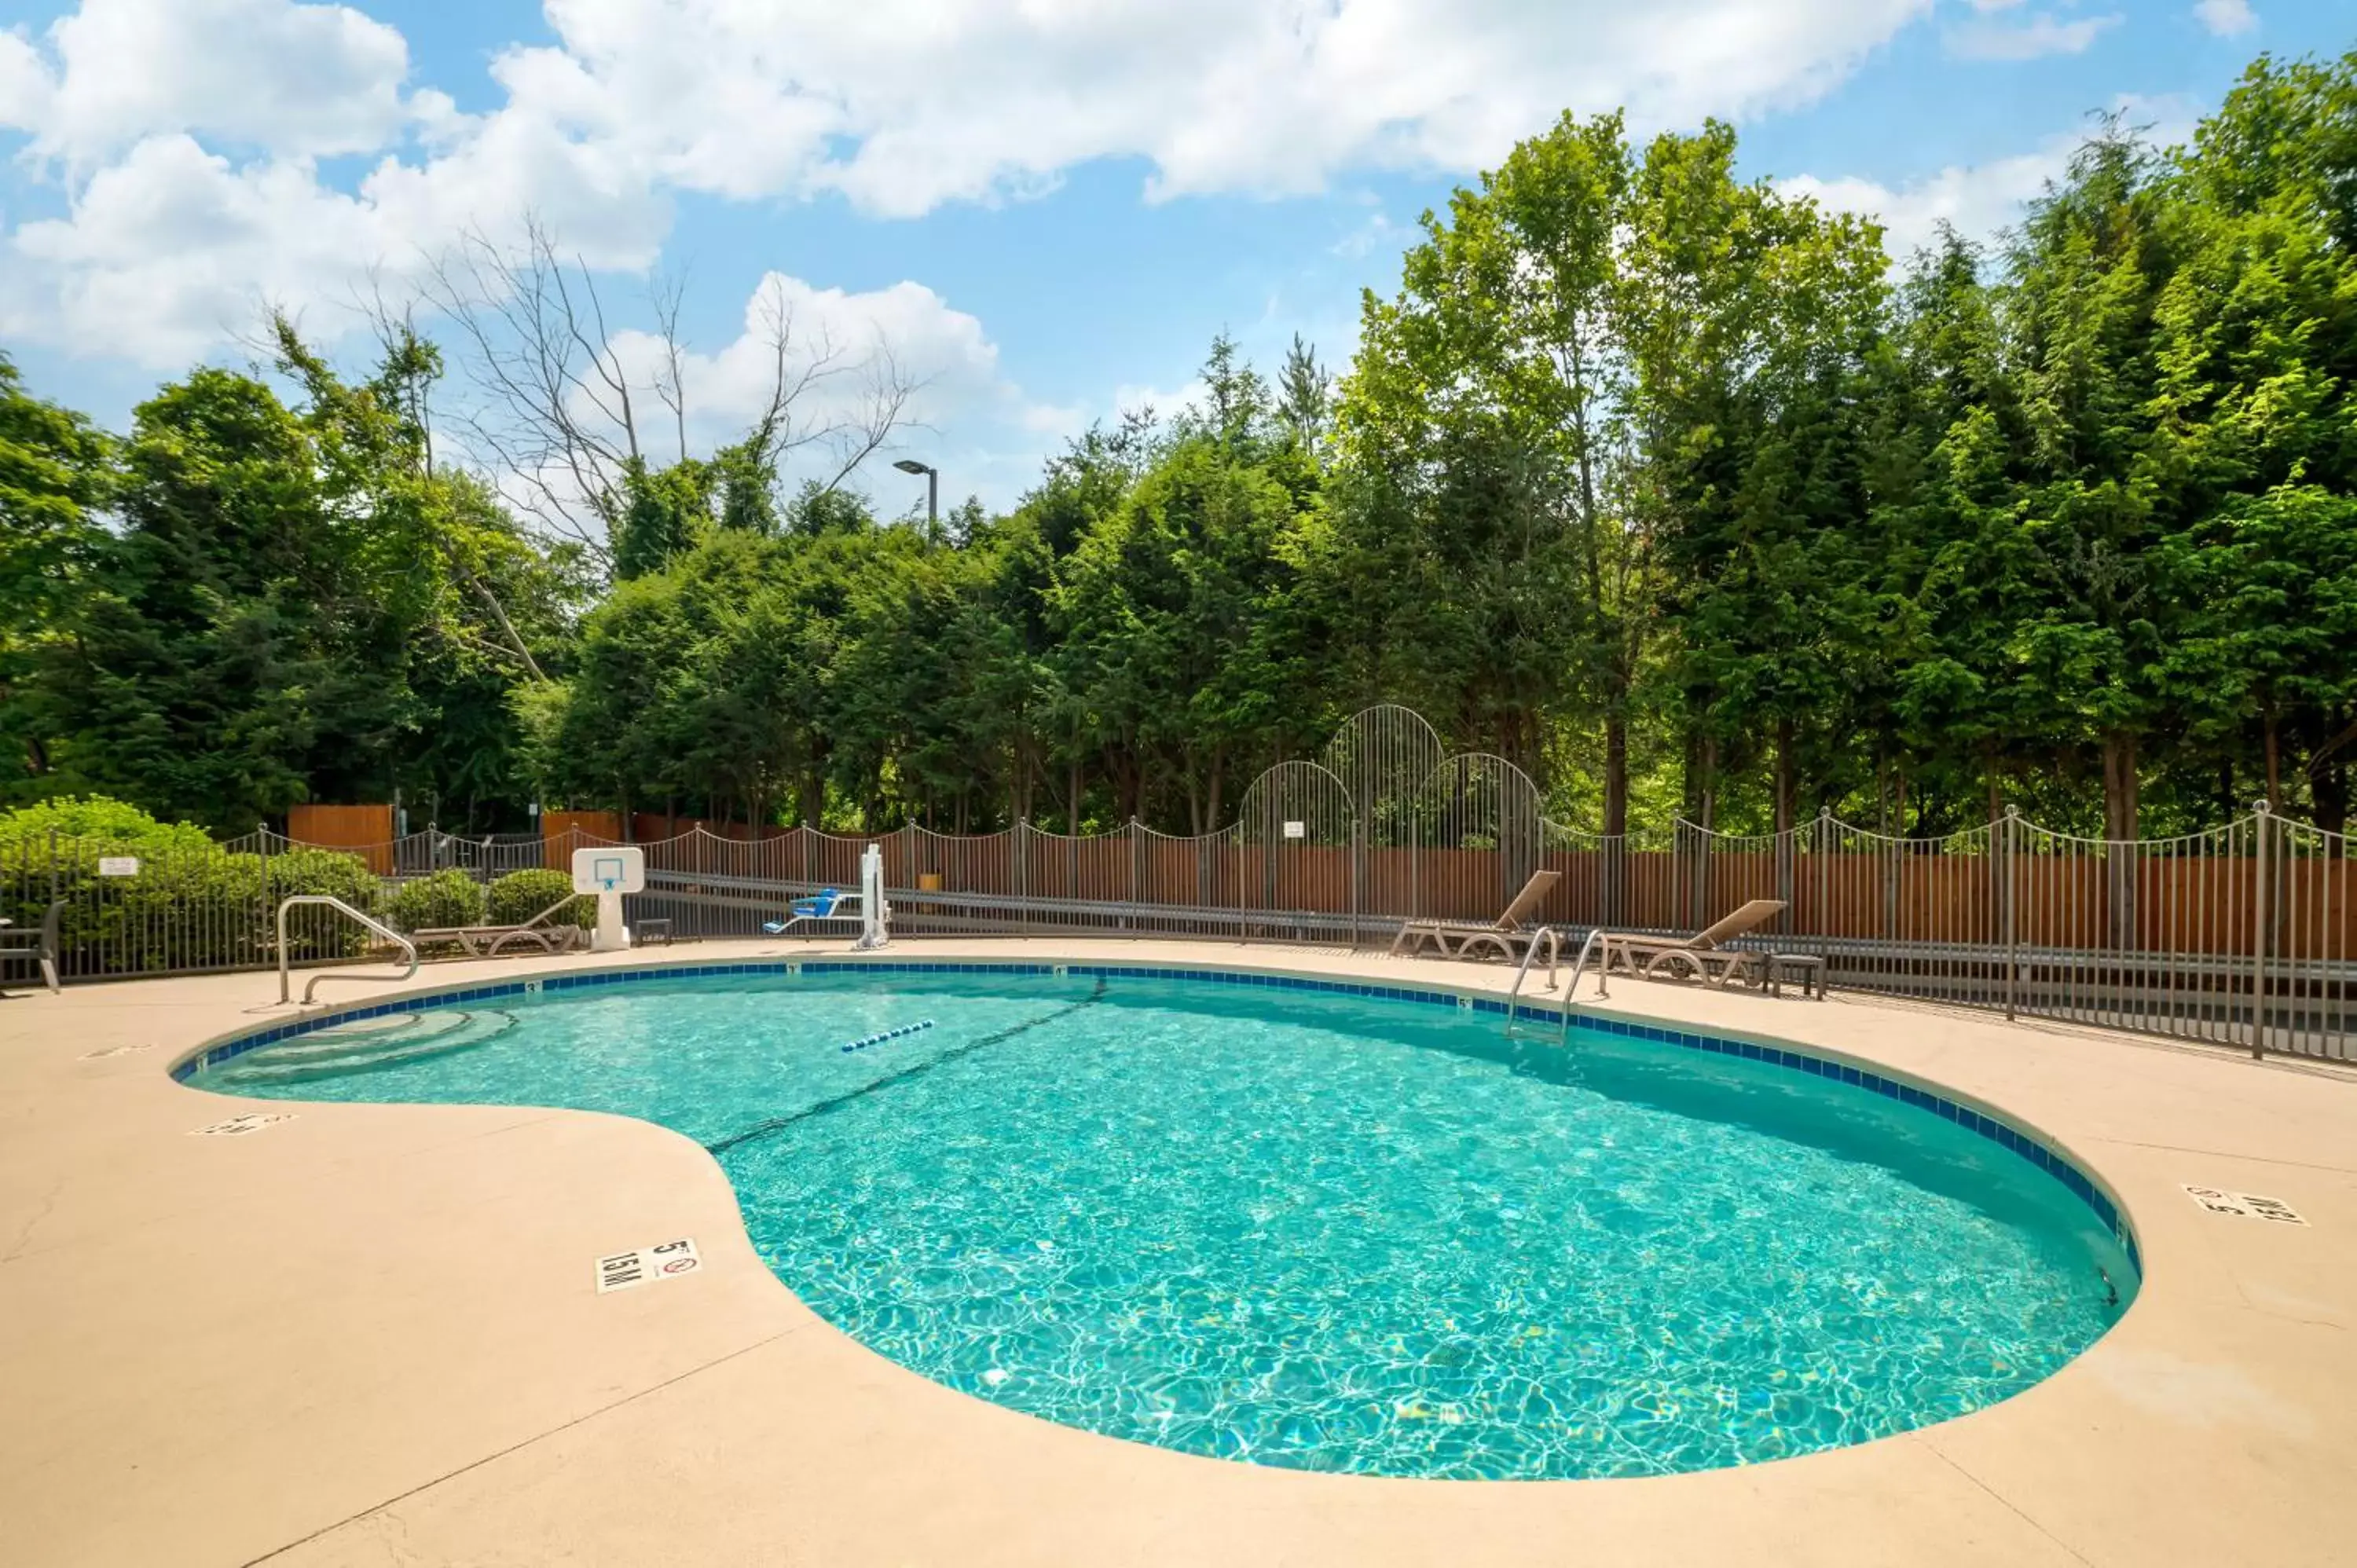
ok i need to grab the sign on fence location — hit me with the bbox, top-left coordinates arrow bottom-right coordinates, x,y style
97,856 -> 138,877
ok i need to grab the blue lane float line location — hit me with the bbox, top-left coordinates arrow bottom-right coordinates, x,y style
841,1019 -> 935,1054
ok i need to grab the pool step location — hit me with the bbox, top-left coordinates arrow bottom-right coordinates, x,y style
207,1010 -> 516,1086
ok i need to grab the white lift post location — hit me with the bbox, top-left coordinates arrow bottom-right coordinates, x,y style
573,845 -> 646,953
855,842 -> 890,951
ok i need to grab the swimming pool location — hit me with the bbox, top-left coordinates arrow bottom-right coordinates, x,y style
185,962 -> 2137,1480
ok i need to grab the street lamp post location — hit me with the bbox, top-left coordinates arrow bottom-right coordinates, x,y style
893,459 -> 938,543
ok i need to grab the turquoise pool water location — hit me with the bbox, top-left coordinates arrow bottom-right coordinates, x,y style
191,968 -> 2135,1479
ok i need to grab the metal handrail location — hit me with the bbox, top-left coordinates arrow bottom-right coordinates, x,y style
1556,929 -> 1606,1042
1503,926 -> 1563,1031
277,896 -> 418,1006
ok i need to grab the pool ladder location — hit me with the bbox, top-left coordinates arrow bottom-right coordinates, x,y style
1504,927 -> 1605,1044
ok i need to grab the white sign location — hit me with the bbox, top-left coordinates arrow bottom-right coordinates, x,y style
97,856 -> 140,877
596,1237 -> 702,1293
1281,820 -> 1306,840
189,1112 -> 295,1138
571,844 -> 646,895
2183,1185 -> 2308,1225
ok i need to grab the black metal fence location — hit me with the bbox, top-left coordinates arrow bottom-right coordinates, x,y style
3,720 -> 2346,1061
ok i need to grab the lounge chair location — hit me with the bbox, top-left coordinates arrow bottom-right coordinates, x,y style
764,887 -> 862,936
1388,870 -> 1562,962
1594,899 -> 1787,991
0,900 -> 63,995
409,896 -> 590,958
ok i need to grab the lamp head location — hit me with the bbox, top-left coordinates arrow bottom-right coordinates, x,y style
893,459 -> 933,475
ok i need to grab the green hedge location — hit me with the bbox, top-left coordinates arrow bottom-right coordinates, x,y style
268,850 -> 386,962
0,817 -> 382,976
387,868 -> 488,936
488,868 -> 595,929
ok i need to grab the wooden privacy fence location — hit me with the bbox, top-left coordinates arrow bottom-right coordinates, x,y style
4,802 -> 2348,1058
569,807 -> 2349,1060
284,804 -> 396,874
6,700 -> 2348,1060
188,803 -> 2351,1059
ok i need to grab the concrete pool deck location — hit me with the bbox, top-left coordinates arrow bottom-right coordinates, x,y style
2,938 -> 2353,1566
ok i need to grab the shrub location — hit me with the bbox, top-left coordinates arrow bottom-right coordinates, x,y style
488,867 -> 594,929
387,868 -> 487,936
266,849 -> 385,962
0,795 -> 217,856
0,797 -> 390,975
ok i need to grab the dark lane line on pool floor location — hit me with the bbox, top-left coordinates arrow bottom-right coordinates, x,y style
702,979 -> 1108,1156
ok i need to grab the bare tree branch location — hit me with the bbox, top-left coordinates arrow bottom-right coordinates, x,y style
427,219 -> 924,565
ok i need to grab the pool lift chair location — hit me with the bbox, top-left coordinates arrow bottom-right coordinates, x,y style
764,844 -> 892,950
764,886 -> 860,935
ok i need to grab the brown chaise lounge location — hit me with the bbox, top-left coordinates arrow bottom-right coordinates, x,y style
1595,898 -> 1787,989
408,896 -> 590,958
1388,870 -> 1563,962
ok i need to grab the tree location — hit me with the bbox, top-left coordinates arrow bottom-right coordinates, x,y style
0,353 -> 109,795
1277,334 -> 1332,455
20,326 -> 576,830
431,221 -> 915,574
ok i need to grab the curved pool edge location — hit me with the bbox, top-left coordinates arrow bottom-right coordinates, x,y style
167,950 -> 2144,1291
22,935 -> 2355,1564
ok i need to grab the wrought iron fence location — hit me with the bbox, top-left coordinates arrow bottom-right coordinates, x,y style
5,707 -> 2348,1061
2,829 -> 389,981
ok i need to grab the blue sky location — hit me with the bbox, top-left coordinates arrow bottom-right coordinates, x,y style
2,0 -> 2348,516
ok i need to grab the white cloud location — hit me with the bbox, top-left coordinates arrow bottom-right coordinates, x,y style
1945,10 -> 2121,61
1783,141 -> 2069,259
599,272 -> 1010,464
2194,0 -> 2256,38
2,0 -> 1941,371
1783,95 -> 2205,263
1,131 -> 673,365
496,0 -> 1931,217
0,0 -> 415,165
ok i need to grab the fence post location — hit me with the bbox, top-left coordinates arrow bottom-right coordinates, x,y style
1351,819 -> 1364,951
2253,801 -> 2271,1059
1128,816 -> 1143,933
1776,822 -> 1794,938
1013,817 -> 1030,933
1816,808 -> 1832,965
2003,807 -> 2020,1022
1671,822 -> 1686,932
48,825 -> 61,981
258,822 -> 273,974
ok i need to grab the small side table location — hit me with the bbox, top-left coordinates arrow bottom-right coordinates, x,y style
1765,953 -> 1827,999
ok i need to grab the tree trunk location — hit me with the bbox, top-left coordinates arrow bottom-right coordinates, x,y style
1068,758 -> 1083,835
2102,731 -> 2140,841
1603,712 -> 1628,837
2102,731 -> 2139,951
1772,718 -> 1796,838
2316,749 -> 2349,836
1698,733 -> 1718,832
2264,710 -> 2282,809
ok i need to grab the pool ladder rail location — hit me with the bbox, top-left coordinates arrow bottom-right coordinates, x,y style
1503,927 -> 1604,1044
276,895 -> 420,1006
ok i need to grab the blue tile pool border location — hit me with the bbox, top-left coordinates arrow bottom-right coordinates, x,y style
170,954 -> 2139,1277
